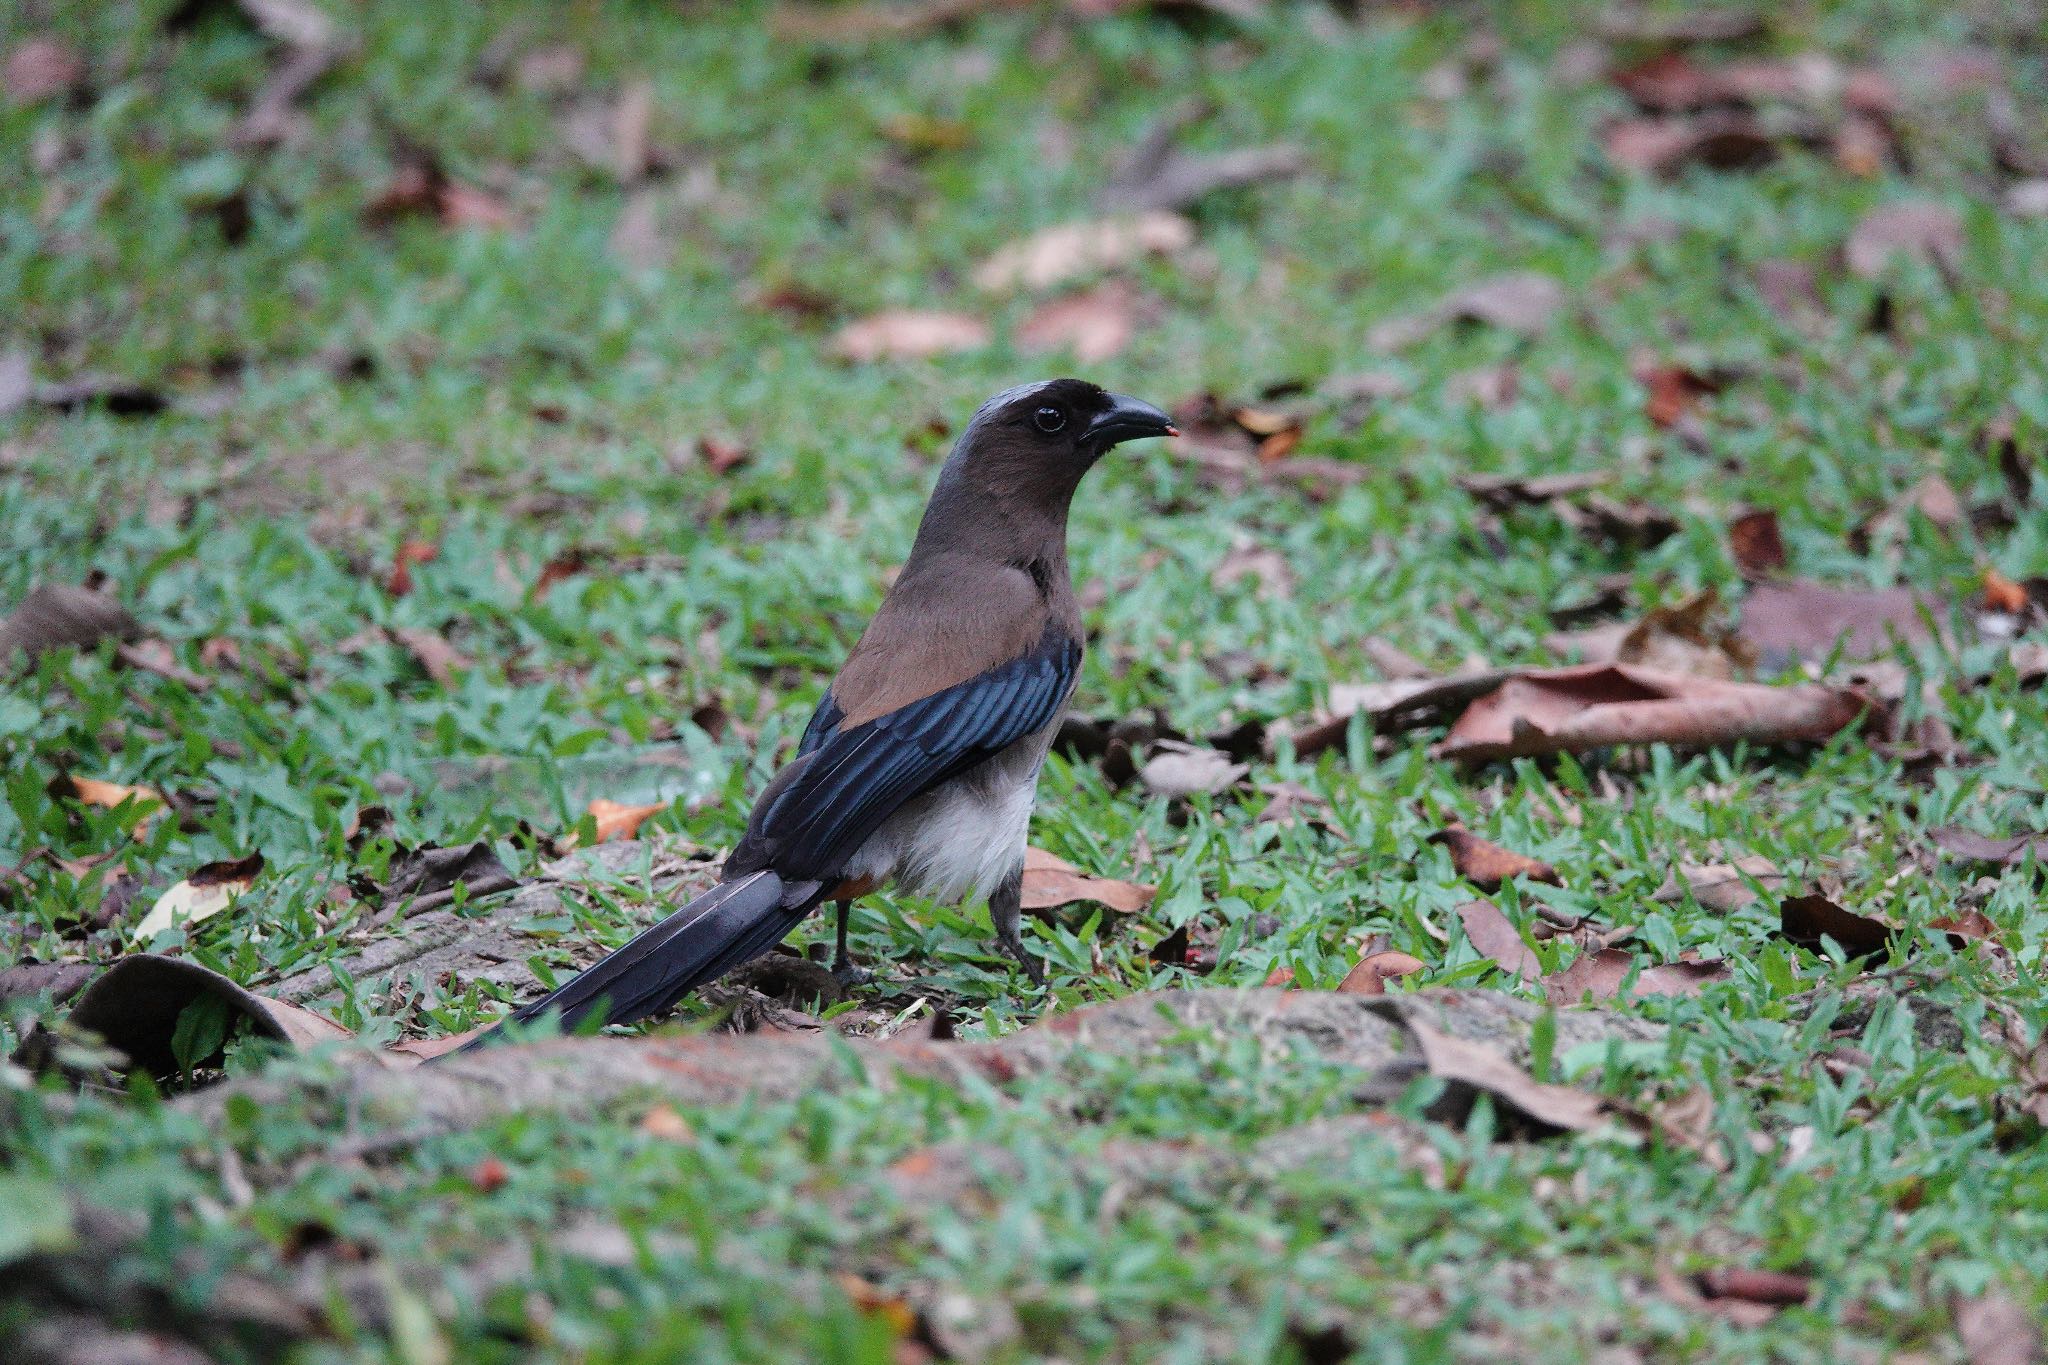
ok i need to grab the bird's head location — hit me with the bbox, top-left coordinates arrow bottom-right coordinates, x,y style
907,379 -> 1176,561
967,376 -> 1177,464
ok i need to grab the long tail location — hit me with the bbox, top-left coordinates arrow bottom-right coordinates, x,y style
453,869 -> 818,1053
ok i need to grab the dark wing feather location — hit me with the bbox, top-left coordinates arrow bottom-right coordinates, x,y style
737,631 -> 1079,883
795,691 -> 844,758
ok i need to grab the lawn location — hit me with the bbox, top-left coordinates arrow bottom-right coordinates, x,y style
4,0 -> 2048,1360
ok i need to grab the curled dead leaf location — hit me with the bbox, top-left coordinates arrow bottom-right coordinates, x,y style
1727,507 -> 1788,579
1846,199 -> 1963,278
1653,856 -> 1783,911
1777,892 -> 1891,960
1456,900 -> 1542,981
1019,846 -> 1154,915
1334,951 -> 1425,996
1431,829 -> 1560,892
1,583 -> 140,662
1014,283 -> 1137,364
1545,948 -> 1729,1003
1434,663 -> 1870,764
133,852 -> 265,941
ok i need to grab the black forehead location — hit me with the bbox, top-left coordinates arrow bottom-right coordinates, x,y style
980,378 -> 1110,420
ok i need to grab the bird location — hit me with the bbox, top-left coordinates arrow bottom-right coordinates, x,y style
464,379 -> 1176,1045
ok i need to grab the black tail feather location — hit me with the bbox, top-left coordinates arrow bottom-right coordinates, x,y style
453,869 -> 810,1053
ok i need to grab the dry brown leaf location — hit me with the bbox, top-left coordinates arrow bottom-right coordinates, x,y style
1098,114 -> 1305,215
1019,846 -> 1155,915
1014,283 -> 1137,363
1777,892 -> 1891,959
1395,1011 -> 1606,1135
1615,589 -> 1754,681
389,626 -> 471,687
584,798 -> 665,845
1929,826 -> 2048,868
1209,538 -> 1294,601
0,582 -> 140,661
1545,948 -> 1729,1003
830,310 -> 989,363
1455,900 -> 1542,981
608,188 -> 668,272
133,852 -> 265,941
1334,951 -> 1424,996
385,538 -> 438,596
52,775 -> 165,826
1930,910 -> 1998,944
1727,507 -> 1788,578
1637,362 -> 1719,427
1368,272 -> 1565,351
1983,567 -> 2031,614
1137,743 -> 1246,798
1653,856 -> 1783,912
973,212 -> 1194,292
1431,829 -> 1561,892
1434,663 -> 1869,764
1847,199 -> 1964,278
1737,580 -> 1940,665
4,36 -> 85,106
1954,1292 -> 2042,1365
1602,113 -> 1777,177
638,1105 -> 697,1143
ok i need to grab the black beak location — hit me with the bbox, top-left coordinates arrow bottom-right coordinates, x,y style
1082,393 -> 1178,450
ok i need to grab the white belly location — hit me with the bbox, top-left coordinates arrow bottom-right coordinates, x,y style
839,725 -> 1054,903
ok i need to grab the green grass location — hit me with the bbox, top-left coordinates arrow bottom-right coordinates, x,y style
5,0 -> 2048,1359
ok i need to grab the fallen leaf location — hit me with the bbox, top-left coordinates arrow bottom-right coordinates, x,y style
1615,589 -> 1754,680
973,212 -> 1194,292
114,638 -> 211,691
583,798 -> 665,845
1456,900 -> 1542,981
1737,580 -> 1940,666
1136,743 -> 1246,798
133,853 -> 265,941
608,188 -> 668,272
1434,664 -> 1869,764
1846,200 -> 1964,278
1370,272 -> 1565,351
1983,568 -> 2031,615
1209,538 -> 1294,600
1727,507 -> 1788,578
511,43 -> 585,94
1284,668 -> 1513,759
389,625 -> 471,687
1020,845 -> 1155,915
0,583 -> 140,661
638,1105 -> 696,1142
1752,259 -> 1821,320
1653,856 -> 1783,911
1389,1009 -> 1606,1135
1696,1266 -> 1812,1308
1545,948 -> 1729,1002
609,79 -> 654,184
1638,362 -> 1719,427
1954,1292 -> 2042,1365
830,310 -> 989,363
1456,470 -> 1610,511
1777,892 -> 1891,959
364,153 -> 514,231
380,840 -> 515,904
385,539 -> 438,596
1334,951 -> 1425,996
1014,282 -> 1137,363
1929,826 -> 2048,868
20,952 -> 350,1081
1099,101 -> 1304,214
0,961 -> 96,1008
2007,181 -> 2048,220
1930,910 -> 1997,945
1432,829 -> 1561,892
1602,113 -> 1777,176
467,1156 -> 510,1192
51,776 -> 164,827
4,36 -> 85,106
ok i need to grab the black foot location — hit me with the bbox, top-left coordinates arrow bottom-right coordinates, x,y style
995,932 -> 1046,986
831,956 -> 875,987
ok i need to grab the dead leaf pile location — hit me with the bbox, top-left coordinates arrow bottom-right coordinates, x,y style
1369,272 -> 1566,352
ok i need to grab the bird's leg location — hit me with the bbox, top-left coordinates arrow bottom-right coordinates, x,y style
989,869 -> 1045,986
830,899 -> 873,986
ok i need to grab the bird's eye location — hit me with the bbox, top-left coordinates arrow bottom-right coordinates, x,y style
1032,406 -> 1066,433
